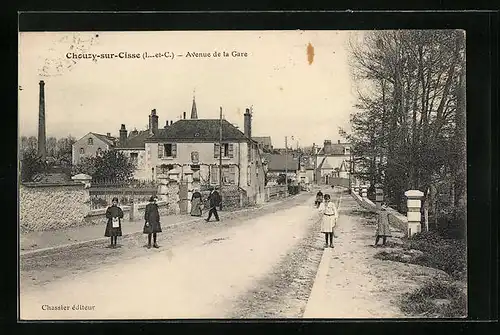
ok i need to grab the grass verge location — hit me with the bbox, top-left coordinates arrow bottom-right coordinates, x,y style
400,279 -> 467,318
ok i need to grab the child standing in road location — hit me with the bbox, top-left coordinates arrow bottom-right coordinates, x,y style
318,194 -> 339,248
104,197 -> 124,248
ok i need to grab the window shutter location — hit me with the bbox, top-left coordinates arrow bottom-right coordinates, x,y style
158,144 -> 163,158
214,143 -> 220,158
228,143 -> 234,158
172,143 -> 177,158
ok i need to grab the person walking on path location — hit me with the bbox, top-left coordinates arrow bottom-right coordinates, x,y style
315,191 -> 323,208
205,187 -> 221,222
318,193 -> 339,248
374,204 -> 392,246
190,190 -> 203,217
104,197 -> 124,248
143,195 -> 162,249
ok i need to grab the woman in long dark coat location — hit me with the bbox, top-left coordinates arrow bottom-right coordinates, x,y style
144,195 -> 162,249
374,204 -> 392,246
190,190 -> 203,217
104,197 -> 124,248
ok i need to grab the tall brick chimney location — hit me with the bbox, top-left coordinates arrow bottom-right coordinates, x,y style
324,140 -> 332,155
119,124 -> 127,146
244,108 -> 252,139
149,109 -> 159,135
37,80 -> 47,159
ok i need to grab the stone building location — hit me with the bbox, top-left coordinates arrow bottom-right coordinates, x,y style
72,132 -> 118,165
314,139 -> 352,184
144,107 -> 266,205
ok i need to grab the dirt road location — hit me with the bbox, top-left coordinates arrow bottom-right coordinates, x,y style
20,191 -> 329,320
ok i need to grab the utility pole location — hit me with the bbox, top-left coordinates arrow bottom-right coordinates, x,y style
219,106 -> 223,209
285,136 -> 288,196
349,149 -> 352,192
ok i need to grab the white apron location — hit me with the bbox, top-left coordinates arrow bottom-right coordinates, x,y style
318,201 -> 338,233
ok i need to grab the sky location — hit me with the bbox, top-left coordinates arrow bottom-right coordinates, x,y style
18,30 -> 360,148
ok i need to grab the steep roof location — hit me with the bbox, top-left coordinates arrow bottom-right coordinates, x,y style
318,142 -> 351,156
91,133 -> 117,146
115,130 -> 151,149
253,136 -> 272,147
263,153 -> 300,171
318,157 -> 334,170
146,119 -> 250,142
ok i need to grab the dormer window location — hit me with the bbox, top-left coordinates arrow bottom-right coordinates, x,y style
88,138 -> 93,145
344,147 -> 350,155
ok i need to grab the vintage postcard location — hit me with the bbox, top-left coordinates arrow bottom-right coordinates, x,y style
18,29 -> 467,320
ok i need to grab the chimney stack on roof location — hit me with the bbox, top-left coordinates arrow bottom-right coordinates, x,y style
106,132 -> 111,137
164,120 -> 169,128
149,109 -> 159,136
324,140 -> 332,155
37,80 -> 47,160
338,139 -> 341,144
183,112 -> 186,119
170,120 -> 173,126
119,124 -> 127,146
244,108 -> 252,139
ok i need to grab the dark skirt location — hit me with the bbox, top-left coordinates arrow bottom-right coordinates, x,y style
104,221 -> 123,237
143,221 -> 162,234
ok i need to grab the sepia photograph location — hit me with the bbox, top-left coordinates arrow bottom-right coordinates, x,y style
18,29 -> 467,320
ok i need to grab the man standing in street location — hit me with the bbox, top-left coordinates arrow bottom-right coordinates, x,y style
205,187 -> 221,222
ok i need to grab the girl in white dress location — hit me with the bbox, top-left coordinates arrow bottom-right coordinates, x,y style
318,193 -> 339,248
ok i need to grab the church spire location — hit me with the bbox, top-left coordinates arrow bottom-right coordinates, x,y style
190,89 -> 198,119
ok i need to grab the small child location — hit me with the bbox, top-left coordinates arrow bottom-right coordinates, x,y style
104,197 -> 124,248
318,194 -> 339,248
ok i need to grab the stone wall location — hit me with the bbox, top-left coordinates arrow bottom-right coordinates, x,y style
19,183 -> 90,233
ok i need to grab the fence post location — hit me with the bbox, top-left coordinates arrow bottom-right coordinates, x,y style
361,185 -> 368,198
404,190 -> 424,237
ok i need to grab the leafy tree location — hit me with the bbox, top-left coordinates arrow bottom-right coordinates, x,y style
73,150 -> 134,182
20,149 -> 46,182
343,30 -> 466,221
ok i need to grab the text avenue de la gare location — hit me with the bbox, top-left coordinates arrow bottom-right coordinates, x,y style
41,304 -> 96,311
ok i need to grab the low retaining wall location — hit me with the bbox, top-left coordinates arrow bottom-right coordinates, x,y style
351,191 -> 407,233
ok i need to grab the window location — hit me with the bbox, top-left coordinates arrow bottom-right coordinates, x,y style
80,148 -> 85,154
130,152 -> 138,165
344,147 -> 350,155
88,138 -> 93,145
214,143 -> 234,158
222,166 -> 236,185
158,143 -> 177,158
211,165 -> 219,184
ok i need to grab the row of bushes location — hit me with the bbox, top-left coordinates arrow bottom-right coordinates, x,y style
406,231 -> 467,281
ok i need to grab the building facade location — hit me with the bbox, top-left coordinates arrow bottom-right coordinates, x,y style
144,108 -> 266,204
72,132 -> 117,165
314,139 -> 352,184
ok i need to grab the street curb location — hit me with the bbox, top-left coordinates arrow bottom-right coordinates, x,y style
20,193 -> 305,258
302,248 -> 332,318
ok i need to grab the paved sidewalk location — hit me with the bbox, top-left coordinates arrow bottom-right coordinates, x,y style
20,194 -> 304,255
303,192 -> 406,318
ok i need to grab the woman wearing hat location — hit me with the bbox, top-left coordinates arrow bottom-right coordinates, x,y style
318,193 -> 339,248
144,195 -> 162,249
104,197 -> 124,248
374,204 -> 392,246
